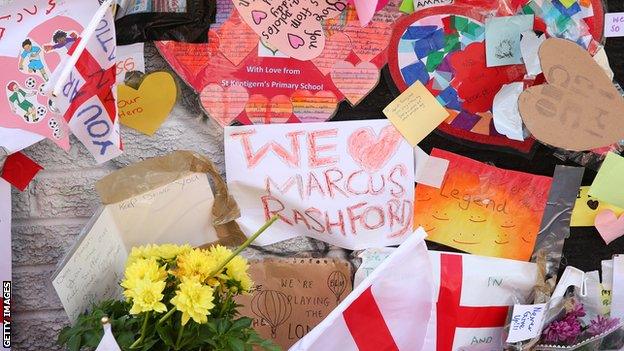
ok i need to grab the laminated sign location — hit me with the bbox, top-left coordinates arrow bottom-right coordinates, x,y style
225,119 -> 415,250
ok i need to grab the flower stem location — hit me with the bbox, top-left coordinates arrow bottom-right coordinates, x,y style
130,311 -> 151,349
208,215 -> 279,277
175,322 -> 186,350
158,307 -> 177,325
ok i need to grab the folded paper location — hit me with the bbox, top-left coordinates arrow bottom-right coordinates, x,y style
595,210 -> 624,245
0,151 -> 43,191
225,120 -> 415,250
519,31 -> 544,76
492,82 -> 527,141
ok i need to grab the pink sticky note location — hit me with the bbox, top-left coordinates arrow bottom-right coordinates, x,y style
595,209 -> 624,245
604,13 -> 624,37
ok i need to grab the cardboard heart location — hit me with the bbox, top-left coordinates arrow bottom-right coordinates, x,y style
245,94 -> 292,124
217,13 -> 258,66
348,125 -> 402,173
200,84 -> 249,127
311,33 -> 352,75
594,209 -> 624,245
291,90 -> 339,123
232,0 -> 347,60
518,38 -> 624,151
118,72 -> 177,135
330,61 -> 380,105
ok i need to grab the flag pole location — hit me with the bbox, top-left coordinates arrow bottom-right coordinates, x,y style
46,0 -> 115,97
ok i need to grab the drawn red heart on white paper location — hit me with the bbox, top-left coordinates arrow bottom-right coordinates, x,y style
595,209 -> 624,245
200,84 -> 249,127
348,125 -> 402,173
233,0 -> 348,60
330,61 -> 380,105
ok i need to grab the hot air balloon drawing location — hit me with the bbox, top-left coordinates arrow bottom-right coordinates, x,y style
327,270 -> 347,303
251,290 -> 292,339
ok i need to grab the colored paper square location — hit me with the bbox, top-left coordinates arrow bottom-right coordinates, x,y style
485,15 -> 534,67
1,152 -> 43,191
425,52 -> 445,72
401,61 -> 429,86
588,152 -> 624,208
403,25 -> 439,40
450,110 -> 480,130
438,86 -> 461,110
552,0 -> 581,16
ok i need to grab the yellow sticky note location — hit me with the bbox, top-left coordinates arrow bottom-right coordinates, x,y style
382,81 -> 449,146
571,186 -> 624,227
118,71 -> 177,135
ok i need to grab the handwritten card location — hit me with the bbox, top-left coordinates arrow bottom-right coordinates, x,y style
604,12 -> 624,38
237,258 -> 352,349
589,153 -> 624,209
507,303 -> 547,342
116,43 -> 145,82
414,149 -> 552,261
53,173 -> 219,321
571,186 -> 624,227
383,81 -> 449,146
225,120 -> 415,250
485,15 -> 534,67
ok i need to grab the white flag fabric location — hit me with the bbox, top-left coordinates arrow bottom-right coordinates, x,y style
95,323 -> 121,351
289,228 -> 434,351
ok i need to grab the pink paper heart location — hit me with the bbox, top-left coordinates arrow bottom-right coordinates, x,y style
245,94 -> 292,124
233,0 -> 347,60
311,33 -> 352,75
200,84 -> 249,127
290,90 -> 338,122
595,209 -> 624,245
330,61 -> 380,105
348,125 -> 402,173
217,13 -> 258,66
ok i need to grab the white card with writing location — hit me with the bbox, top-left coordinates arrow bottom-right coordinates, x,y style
115,43 -> 145,82
225,120 -> 414,250
507,303 -> 547,342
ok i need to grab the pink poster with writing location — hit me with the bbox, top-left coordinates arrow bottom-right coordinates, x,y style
225,119 -> 415,249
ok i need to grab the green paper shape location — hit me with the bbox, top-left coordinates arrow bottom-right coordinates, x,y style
589,152 -> 624,209
426,51 -> 445,72
444,33 -> 460,53
452,15 -> 469,31
399,0 -> 414,14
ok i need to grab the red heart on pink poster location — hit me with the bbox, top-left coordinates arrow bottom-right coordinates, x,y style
348,125 -> 402,173
200,84 -> 249,127
311,33 -> 353,75
232,0 -> 347,60
330,61 -> 380,105
157,31 -> 220,79
217,13 -> 258,66
343,19 -> 392,62
245,94 -> 292,124
291,90 -> 339,123
595,209 -> 624,245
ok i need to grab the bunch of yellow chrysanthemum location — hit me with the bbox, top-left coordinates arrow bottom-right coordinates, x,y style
120,243 -> 253,327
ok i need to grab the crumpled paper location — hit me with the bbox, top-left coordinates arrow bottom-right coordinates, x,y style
493,82 -> 528,141
96,150 -> 245,246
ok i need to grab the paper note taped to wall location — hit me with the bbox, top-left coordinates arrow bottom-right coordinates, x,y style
571,186 -> 624,227
225,120 -> 415,250
237,258 -> 352,349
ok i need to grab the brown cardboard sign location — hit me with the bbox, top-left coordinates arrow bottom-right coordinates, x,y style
518,38 -> 624,151
237,258 -> 352,349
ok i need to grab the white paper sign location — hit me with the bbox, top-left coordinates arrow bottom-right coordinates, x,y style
507,303 -> 547,343
115,43 -> 145,82
604,12 -> 624,38
53,173 -> 219,322
225,120 -> 415,250
612,255 -> 624,320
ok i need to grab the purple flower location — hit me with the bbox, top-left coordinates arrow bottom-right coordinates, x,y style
568,301 -> 586,318
542,314 -> 582,344
587,315 -> 620,336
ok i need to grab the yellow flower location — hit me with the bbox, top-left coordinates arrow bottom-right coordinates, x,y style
128,279 -> 168,315
121,258 -> 168,295
208,245 -> 253,293
127,244 -> 192,266
170,278 -> 215,325
176,249 -> 218,282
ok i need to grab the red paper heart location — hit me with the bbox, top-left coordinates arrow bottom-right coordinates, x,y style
311,33 -> 352,75
347,125 -> 402,173
245,95 -> 293,124
217,13 -> 258,66
290,90 -> 339,123
200,84 -> 249,127
330,61 -> 380,105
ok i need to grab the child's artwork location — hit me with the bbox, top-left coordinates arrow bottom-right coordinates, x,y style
225,119 -> 415,250
414,149 -> 552,260
387,0 -> 605,154
237,258 -> 352,349
484,15 -> 534,67
156,2 -> 401,127
571,186 -> 624,227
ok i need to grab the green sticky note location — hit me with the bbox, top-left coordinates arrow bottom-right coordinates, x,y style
399,0 -> 414,14
589,152 -> 624,208
559,0 -> 576,8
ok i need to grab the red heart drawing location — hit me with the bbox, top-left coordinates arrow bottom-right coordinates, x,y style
200,84 -> 249,127
217,12 -> 258,66
157,31 -> 220,80
595,209 -> 624,245
330,61 -> 380,105
311,33 -> 352,75
245,94 -> 292,124
343,19 -> 392,62
348,125 -> 402,173
291,90 -> 338,123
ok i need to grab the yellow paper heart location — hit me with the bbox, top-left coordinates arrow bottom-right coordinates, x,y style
118,71 -> 177,135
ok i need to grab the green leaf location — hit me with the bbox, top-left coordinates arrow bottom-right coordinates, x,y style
156,323 -> 175,346
230,317 -> 252,331
227,337 -> 245,351
66,334 -> 82,351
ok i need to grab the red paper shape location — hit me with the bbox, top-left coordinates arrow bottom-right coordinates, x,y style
1,152 -> 43,191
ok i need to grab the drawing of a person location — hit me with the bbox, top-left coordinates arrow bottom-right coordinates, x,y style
6,81 -> 38,122
44,30 -> 78,53
18,39 -> 49,81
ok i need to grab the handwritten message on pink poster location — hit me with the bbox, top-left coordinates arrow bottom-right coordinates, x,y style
225,120 -> 415,249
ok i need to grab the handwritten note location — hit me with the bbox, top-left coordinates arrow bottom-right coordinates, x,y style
330,61 -> 380,105
116,43 -> 145,82
589,153 -> 624,209
605,13 -> 624,37
52,209 -> 127,322
232,0 -> 347,60
225,120 -> 415,249
383,81 -> 449,146
118,71 -> 177,135
353,247 -> 395,286
237,258 -> 352,349
507,303 -> 547,342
